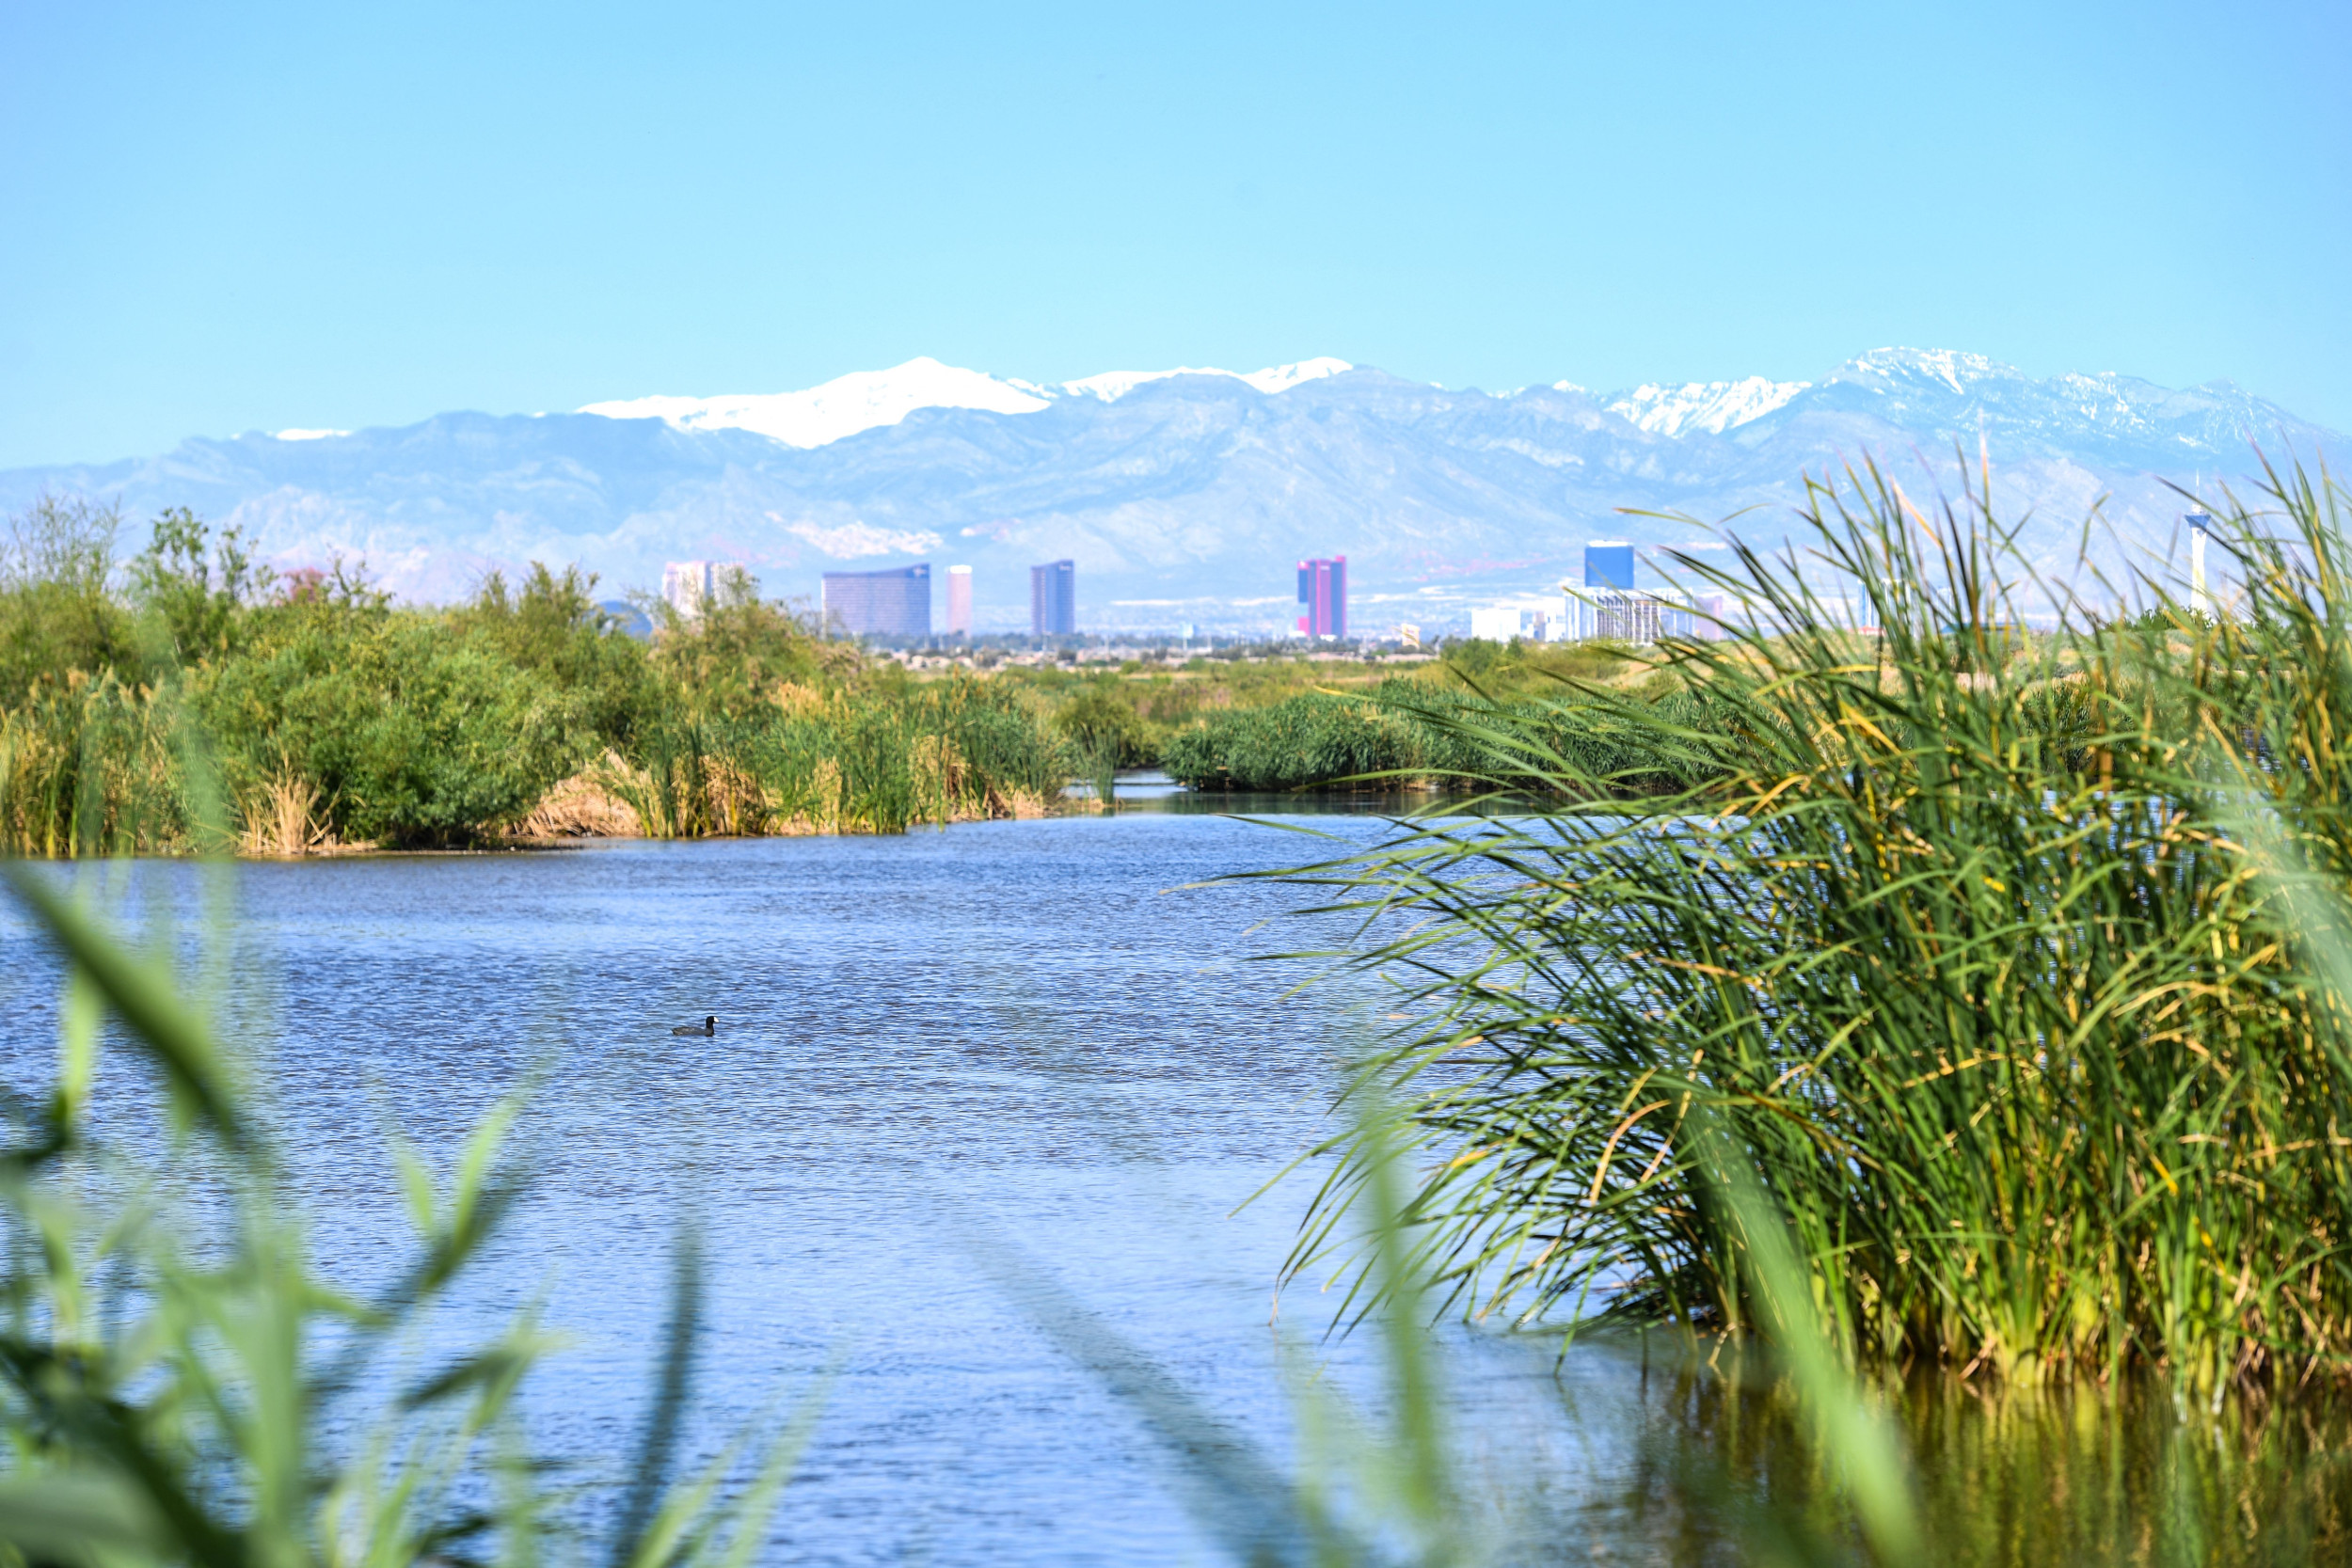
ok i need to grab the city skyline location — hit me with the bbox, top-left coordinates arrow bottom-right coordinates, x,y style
1296,557 -> 1346,641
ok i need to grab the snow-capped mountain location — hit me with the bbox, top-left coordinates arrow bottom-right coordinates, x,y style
5,348 -> 2335,634
1607,376 -> 1809,436
577,356 -> 1355,448
577,356 -> 1050,449
1056,356 -> 1351,404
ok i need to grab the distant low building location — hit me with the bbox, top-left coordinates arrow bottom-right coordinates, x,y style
1562,585 -> 1732,643
662,560 -> 747,619
1031,560 -> 1074,636
823,564 -> 930,638
1470,605 -> 1553,642
1588,591 -> 1665,644
1469,605 -> 1516,641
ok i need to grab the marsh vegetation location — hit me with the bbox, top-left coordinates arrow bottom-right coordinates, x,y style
11,462 -> 2352,1564
0,499 -> 1068,853
1256,458 -> 2352,1558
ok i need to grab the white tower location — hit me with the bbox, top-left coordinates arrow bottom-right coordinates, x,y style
2187,513 -> 2213,619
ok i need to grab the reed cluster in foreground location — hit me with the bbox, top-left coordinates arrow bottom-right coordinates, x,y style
1281,458 -> 2352,1402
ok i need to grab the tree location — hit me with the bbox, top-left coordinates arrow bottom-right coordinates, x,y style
126,507 -> 263,665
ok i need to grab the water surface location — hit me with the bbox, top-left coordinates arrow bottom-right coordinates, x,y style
13,811 -> 2324,1565
0,811 -> 1608,1564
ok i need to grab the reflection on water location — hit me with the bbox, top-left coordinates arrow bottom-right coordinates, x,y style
1591,1351 -> 2352,1565
3,814 -> 2345,1565
1066,768 -> 1470,817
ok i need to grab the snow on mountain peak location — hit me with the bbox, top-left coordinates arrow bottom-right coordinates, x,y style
581,356 -> 1353,447
1057,357 -> 1352,403
579,357 -> 1051,449
1606,376 -> 1808,437
1240,356 -> 1354,394
1840,347 -> 2004,393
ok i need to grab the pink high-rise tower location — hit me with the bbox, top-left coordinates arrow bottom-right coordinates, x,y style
946,564 -> 973,636
1296,556 -> 1346,640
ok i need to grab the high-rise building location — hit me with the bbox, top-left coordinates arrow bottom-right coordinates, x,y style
1030,560 -> 1075,637
1296,556 -> 1346,640
2187,512 -> 2214,619
946,565 -> 973,636
662,560 -> 747,620
1584,542 -> 1636,591
822,564 -> 930,638
1558,542 -> 1643,640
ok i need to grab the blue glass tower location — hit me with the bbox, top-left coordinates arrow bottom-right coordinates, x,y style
1584,542 -> 1635,591
1030,560 -> 1075,636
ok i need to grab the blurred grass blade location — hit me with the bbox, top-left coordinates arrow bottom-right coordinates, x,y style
1,861 -> 248,1150
607,1221 -> 705,1568
1691,1107 -> 1919,1561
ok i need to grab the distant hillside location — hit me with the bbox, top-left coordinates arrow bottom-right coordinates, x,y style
2,350 -> 2333,633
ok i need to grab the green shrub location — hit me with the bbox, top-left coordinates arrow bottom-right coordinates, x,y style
195,598 -> 574,846
1055,682 -> 1154,768
450,562 -> 657,751
125,505 -> 265,668
0,495 -> 135,705
1161,681 -> 1723,794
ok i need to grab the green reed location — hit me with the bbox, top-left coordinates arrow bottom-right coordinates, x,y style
0,672 -> 191,856
1274,457 -> 2352,1402
605,674 -> 1067,839
1162,682 -> 1722,795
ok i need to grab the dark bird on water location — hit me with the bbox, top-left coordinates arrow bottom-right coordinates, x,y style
673,1016 -> 716,1037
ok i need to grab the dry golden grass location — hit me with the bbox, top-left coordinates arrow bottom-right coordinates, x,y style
236,770 -> 331,857
512,761 -> 644,839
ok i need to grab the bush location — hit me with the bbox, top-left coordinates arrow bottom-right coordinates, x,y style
1162,692 -> 1413,790
1161,681 -> 1723,795
0,495 -> 134,705
450,562 -> 657,752
195,597 -> 574,847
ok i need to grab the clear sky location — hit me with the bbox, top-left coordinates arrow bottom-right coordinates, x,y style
3,0 -> 2346,467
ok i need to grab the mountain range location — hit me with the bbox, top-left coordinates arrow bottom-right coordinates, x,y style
3,349 -> 2335,634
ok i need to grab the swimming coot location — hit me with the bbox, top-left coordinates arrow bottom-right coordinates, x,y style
672,1015 -> 716,1037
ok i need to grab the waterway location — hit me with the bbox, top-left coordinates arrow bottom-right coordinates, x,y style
7,801 -> 2341,1565
0,804 -> 1624,1564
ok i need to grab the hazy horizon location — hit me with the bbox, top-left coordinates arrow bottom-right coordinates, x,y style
5,0 -> 2346,469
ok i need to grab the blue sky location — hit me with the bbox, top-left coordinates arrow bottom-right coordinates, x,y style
3,0 -> 2345,467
